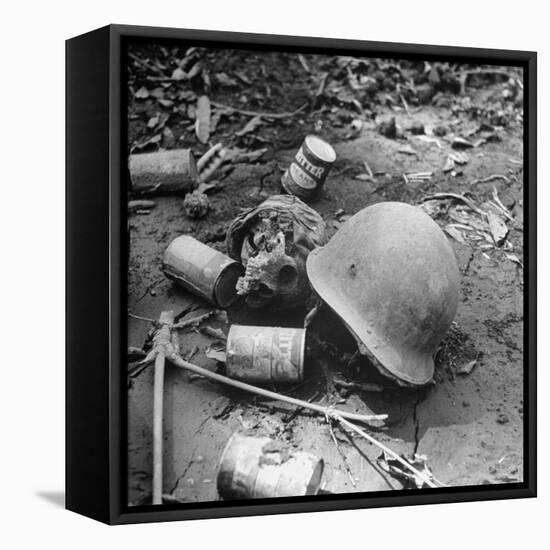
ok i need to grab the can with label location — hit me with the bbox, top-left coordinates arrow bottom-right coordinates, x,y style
281,135 -> 336,201
226,325 -> 306,383
217,433 -> 324,499
163,235 -> 244,309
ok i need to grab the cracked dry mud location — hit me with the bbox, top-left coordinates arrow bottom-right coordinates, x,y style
127,93 -> 524,505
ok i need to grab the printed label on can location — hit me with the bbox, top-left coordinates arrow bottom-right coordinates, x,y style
226,326 -> 305,383
289,162 -> 318,190
271,329 -> 301,380
295,147 -> 326,180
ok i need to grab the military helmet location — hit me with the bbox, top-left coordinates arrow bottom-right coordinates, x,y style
306,202 -> 460,386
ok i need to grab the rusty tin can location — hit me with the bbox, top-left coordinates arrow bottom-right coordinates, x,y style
226,325 -> 306,383
217,433 -> 324,499
163,235 -> 244,308
281,135 -> 336,201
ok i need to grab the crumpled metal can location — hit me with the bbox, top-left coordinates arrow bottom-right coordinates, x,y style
217,433 -> 324,499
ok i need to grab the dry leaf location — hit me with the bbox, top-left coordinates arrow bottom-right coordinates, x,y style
457,359 -> 477,375
215,72 -> 238,87
397,144 -> 417,156
506,253 -> 523,268
487,211 -> 508,246
225,147 -> 268,164
171,67 -> 187,81
135,86 -> 149,99
377,452 -> 440,489
147,115 -> 159,128
150,87 -> 165,100
205,348 -> 227,363
444,225 -> 466,243
443,156 -> 455,172
452,136 -> 474,149
195,95 -> 211,144
158,98 -> 174,108
449,151 -> 469,165
236,115 -> 264,137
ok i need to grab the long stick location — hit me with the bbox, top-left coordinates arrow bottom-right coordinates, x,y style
167,353 -> 387,424
152,349 -> 166,504
333,414 -> 438,488
152,311 -> 175,505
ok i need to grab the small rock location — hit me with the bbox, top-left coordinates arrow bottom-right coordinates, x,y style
452,136 -> 474,149
409,121 -> 425,135
378,117 -> 397,138
496,413 -> 510,425
183,190 -> 210,219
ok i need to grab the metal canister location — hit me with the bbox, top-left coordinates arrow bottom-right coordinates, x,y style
163,235 -> 244,309
129,149 -> 198,195
281,135 -> 336,201
226,325 -> 306,383
217,433 -> 324,499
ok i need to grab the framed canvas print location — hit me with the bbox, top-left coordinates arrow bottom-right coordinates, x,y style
66,24 -> 536,525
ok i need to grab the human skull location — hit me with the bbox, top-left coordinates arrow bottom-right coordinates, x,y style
226,195 -> 327,310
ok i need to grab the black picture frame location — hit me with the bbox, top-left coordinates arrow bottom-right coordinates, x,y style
66,24 -> 537,525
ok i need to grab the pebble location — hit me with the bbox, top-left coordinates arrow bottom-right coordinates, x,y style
496,413 -> 510,424
409,121 -> 425,135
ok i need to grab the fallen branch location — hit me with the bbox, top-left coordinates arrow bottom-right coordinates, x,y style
152,311 -> 175,504
210,101 -> 308,120
167,352 -> 387,425
333,414 -> 439,489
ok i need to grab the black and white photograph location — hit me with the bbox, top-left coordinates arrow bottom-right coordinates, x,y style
125,39 -> 527,507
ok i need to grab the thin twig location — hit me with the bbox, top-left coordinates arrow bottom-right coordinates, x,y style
333,414 -> 438,488
420,193 -> 487,218
128,52 -> 165,76
128,312 -> 156,323
210,101 -> 308,120
326,415 -> 356,487
491,187 -> 514,222
400,94 -> 411,116
471,174 -> 510,186
167,352 -> 387,424
172,311 -> 214,330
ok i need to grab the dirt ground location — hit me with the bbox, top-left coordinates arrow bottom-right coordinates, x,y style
126,46 -> 524,505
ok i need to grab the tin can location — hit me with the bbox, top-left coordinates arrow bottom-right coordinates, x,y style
163,235 -> 244,309
226,325 -> 306,383
217,433 -> 324,499
281,135 -> 336,201
129,149 -> 198,195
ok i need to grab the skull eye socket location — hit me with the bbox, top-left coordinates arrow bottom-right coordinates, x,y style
278,264 -> 298,289
257,283 -> 275,298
